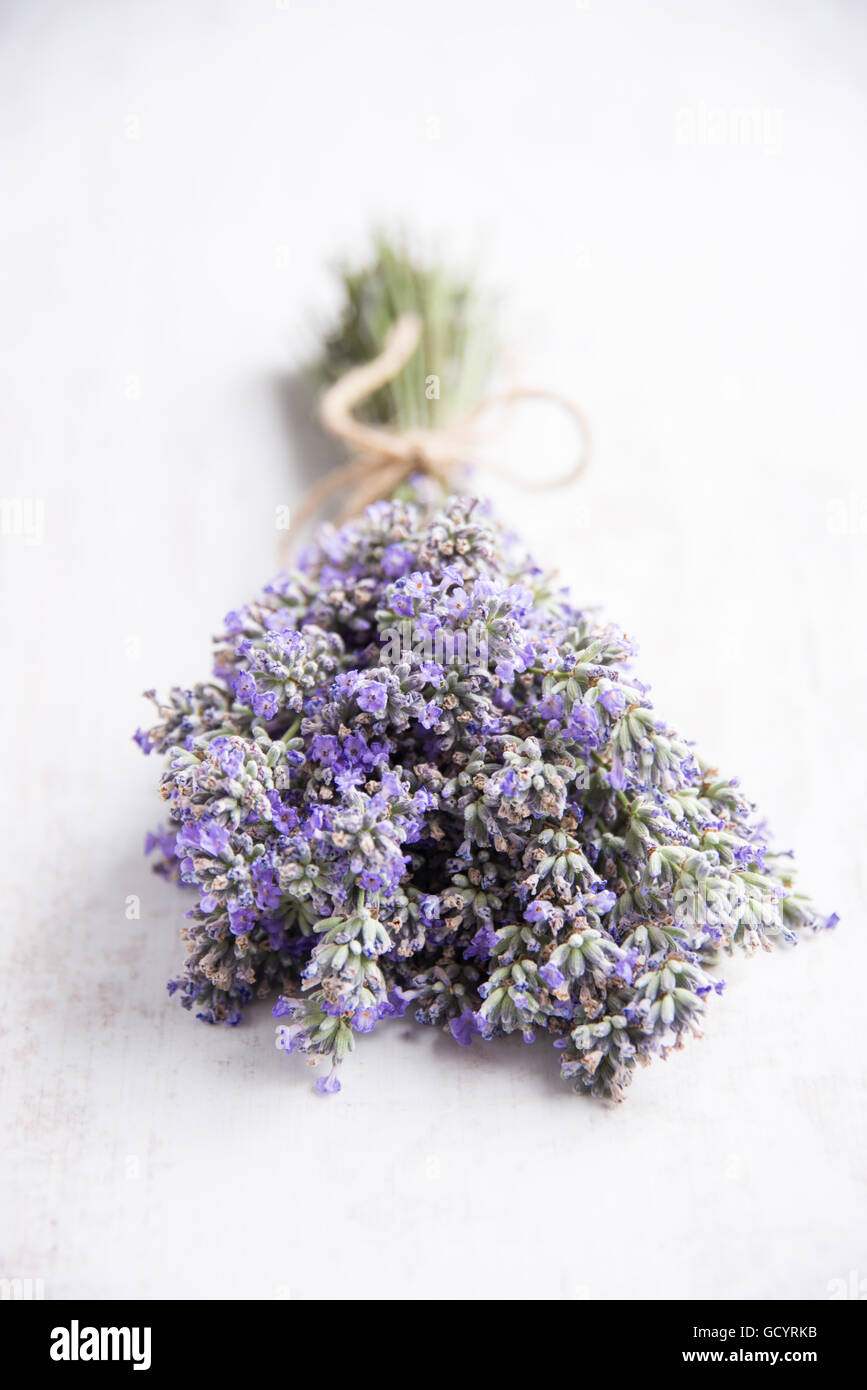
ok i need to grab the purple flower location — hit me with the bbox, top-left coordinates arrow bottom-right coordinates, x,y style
599,685 -> 627,717
144,826 -> 175,859
418,659 -> 444,683
418,894 -> 441,924
466,925 -> 498,960
357,682 -> 388,716
335,766 -> 365,793
213,738 -> 244,778
267,791 -> 298,833
391,592 -> 415,617
227,903 -> 257,936
381,986 -> 416,1017
264,608 -> 296,633
540,963 -> 566,990
200,821 -> 230,856
446,587 -> 470,618
176,819 -> 230,857
588,889 -> 617,915
314,1069 -> 342,1095
418,702 -> 442,730
404,571 -> 432,600
135,482 -> 830,1103
449,1011 -> 484,1047
608,757 -> 628,790
252,690 -> 279,720
223,608 -> 249,635
343,732 -> 369,763
537,694 -> 564,721
311,734 -> 340,765
320,993 -> 350,1017
612,946 -> 640,985
568,704 -> 600,744
233,670 -> 257,705
381,543 -> 413,578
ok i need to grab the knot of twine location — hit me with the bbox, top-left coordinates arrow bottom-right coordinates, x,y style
285,312 -> 590,550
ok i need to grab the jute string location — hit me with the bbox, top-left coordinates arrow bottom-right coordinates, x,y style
281,312 -> 590,559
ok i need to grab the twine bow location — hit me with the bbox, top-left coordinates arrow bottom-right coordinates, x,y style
283,312 -> 590,554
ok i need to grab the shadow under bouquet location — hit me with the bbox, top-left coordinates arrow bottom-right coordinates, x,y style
136,239 -> 835,1100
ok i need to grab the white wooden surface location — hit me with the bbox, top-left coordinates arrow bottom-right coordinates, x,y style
1,0 -> 865,1301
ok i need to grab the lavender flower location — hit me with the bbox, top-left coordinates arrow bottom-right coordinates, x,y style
137,491 -> 834,1101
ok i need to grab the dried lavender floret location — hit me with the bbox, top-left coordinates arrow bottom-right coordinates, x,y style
136,492 -> 835,1100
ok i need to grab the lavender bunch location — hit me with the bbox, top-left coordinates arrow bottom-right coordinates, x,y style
135,244 -> 834,1101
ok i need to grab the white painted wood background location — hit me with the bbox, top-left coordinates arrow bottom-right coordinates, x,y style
1,0 -> 865,1301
